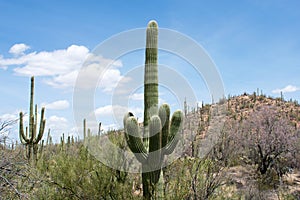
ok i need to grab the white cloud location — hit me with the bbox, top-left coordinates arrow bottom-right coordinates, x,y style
94,105 -> 143,122
0,55 -> 7,69
0,113 -> 18,121
129,93 -> 144,101
13,45 -> 89,76
48,115 -> 68,124
47,115 -> 68,131
95,105 -> 143,117
0,44 -> 124,92
98,68 -> 124,93
0,44 -> 89,76
72,56 -> 124,91
0,113 -> 19,137
102,123 -> 120,131
41,100 -> 70,110
9,43 -> 30,56
45,115 -> 70,142
129,93 -> 165,103
95,105 -> 127,117
44,70 -> 79,88
272,85 -> 300,94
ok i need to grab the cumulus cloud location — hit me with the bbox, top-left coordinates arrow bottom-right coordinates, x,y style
45,115 -> 71,142
94,105 -> 127,117
48,115 -> 68,123
98,68 -> 124,92
47,115 -> 68,131
44,70 -> 79,88
129,93 -> 166,102
41,100 -> 70,110
13,45 -> 89,76
272,85 -> 300,94
0,55 -> 7,69
94,104 -> 143,123
0,113 -> 19,138
101,123 -> 119,131
0,113 -> 18,121
0,44 -> 124,92
129,93 -> 144,101
95,105 -> 143,117
71,59 -> 125,91
9,43 -> 30,56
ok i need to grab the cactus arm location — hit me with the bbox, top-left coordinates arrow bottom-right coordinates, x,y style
46,128 -> 51,145
165,110 -> 183,154
148,115 -> 163,186
34,107 -> 45,144
158,104 -> 170,148
125,116 -> 148,163
19,112 -> 29,144
149,115 -> 162,168
33,104 -> 38,140
123,112 -> 134,127
123,112 -> 135,151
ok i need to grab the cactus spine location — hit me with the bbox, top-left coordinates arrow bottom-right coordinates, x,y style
19,76 -> 46,162
123,20 -> 183,199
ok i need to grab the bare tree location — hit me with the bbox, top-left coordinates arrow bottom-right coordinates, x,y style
0,118 -> 29,199
190,157 -> 226,200
211,119 -> 240,167
237,106 -> 299,175
0,118 -> 18,145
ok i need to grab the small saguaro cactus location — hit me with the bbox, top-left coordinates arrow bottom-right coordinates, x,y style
83,118 -> 87,140
19,76 -> 46,162
123,20 -> 183,199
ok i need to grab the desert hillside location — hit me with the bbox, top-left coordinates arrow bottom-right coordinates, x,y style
1,92 -> 300,199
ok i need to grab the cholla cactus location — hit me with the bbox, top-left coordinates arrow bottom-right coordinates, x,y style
123,20 -> 183,199
19,76 -> 46,162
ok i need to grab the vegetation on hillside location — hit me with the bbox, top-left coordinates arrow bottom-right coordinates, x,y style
1,91 -> 300,199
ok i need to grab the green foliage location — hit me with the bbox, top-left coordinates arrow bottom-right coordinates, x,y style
33,142 -> 138,199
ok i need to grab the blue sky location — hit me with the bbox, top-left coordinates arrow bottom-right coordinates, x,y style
1,0 -> 300,143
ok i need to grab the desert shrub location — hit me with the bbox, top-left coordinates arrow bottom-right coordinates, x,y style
31,141 -> 137,199
163,157 -> 227,199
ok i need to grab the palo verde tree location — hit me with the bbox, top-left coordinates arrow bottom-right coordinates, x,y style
123,20 -> 183,199
19,76 -> 46,163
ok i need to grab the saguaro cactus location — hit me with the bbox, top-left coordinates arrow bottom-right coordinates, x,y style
19,76 -> 46,162
123,20 -> 183,199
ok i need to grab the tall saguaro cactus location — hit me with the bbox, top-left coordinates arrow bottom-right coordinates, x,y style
123,20 -> 183,199
19,76 -> 46,162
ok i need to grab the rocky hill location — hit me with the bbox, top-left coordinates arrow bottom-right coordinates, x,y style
181,92 -> 300,199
